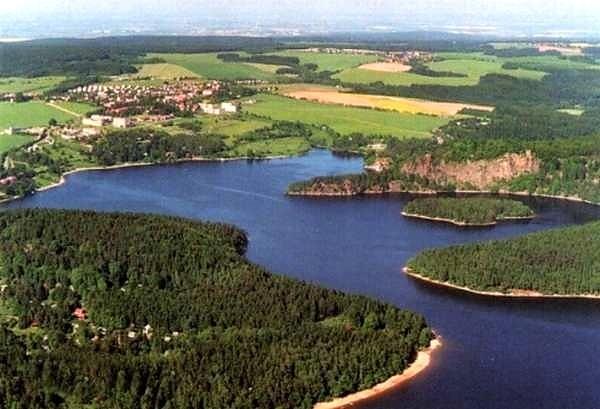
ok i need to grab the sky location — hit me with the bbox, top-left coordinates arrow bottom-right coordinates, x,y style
1,0 -> 600,37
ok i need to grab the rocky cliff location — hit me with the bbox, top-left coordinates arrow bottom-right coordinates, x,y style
401,150 -> 540,190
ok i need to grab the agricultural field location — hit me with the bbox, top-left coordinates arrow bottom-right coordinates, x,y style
271,49 -> 379,72
0,133 -> 34,154
244,94 -> 449,137
134,63 -> 201,79
281,84 -> 493,116
151,53 -> 281,81
0,101 -> 75,129
0,76 -> 65,94
335,53 -> 546,86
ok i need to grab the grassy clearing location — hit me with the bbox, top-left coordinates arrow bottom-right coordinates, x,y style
0,133 -> 34,154
152,53 -> 281,81
0,76 -> 65,94
226,136 -> 311,157
244,94 -> 448,137
244,63 -> 288,74
272,50 -> 379,72
335,55 -> 546,86
0,102 -> 75,128
135,63 -> 201,79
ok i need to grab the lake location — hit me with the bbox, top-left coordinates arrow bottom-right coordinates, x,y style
3,149 -> 600,409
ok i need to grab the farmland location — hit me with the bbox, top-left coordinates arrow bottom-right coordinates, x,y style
0,133 -> 34,154
134,63 -> 201,79
0,102 -> 75,128
152,53 -> 281,81
50,101 -> 99,116
281,85 -> 493,116
335,54 -> 546,86
0,76 -> 65,94
244,94 -> 449,137
271,50 -> 379,72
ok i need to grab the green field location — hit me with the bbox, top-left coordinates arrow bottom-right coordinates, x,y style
0,102 -> 76,128
152,53 -> 281,81
334,54 -> 546,86
135,63 -> 201,79
244,94 -> 449,137
0,76 -> 65,94
0,133 -> 34,154
52,101 -> 99,116
272,50 -> 379,72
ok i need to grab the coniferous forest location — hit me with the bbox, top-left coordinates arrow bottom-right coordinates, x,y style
407,221 -> 600,295
0,209 -> 432,409
403,197 -> 534,225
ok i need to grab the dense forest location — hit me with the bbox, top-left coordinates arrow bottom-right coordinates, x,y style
0,209 -> 432,408
403,197 -> 534,225
407,220 -> 600,295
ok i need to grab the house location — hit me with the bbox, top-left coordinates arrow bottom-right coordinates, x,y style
0,176 -> 17,186
73,307 -> 87,321
112,117 -> 133,128
221,102 -> 238,113
82,115 -> 113,127
200,103 -> 222,115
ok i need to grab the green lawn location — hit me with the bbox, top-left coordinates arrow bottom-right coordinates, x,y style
0,102 -> 76,128
244,94 -> 449,137
0,133 -> 34,154
272,50 -> 379,72
152,53 -> 281,81
334,54 -> 546,86
0,76 -> 65,94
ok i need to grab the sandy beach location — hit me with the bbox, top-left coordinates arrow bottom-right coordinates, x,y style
314,338 -> 442,409
401,211 -> 534,227
404,267 -> 600,300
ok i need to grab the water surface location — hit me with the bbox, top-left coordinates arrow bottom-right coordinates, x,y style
4,150 -> 600,409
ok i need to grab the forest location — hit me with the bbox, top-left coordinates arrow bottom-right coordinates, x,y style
0,209 -> 433,408
407,220 -> 600,295
403,197 -> 534,225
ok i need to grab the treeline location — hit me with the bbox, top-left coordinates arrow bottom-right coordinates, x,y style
91,128 -> 226,165
407,220 -> 600,295
0,209 -> 432,408
442,105 -> 600,141
240,121 -> 314,142
403,197 -> 534,225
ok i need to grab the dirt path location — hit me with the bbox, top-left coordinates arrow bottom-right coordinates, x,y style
46,102 -> 82,118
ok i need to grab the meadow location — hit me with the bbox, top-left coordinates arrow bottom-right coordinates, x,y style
0,133 -> 34,154
51,101 -> 99,116
271,50 -> 379,72
0,102 -> 75,128
227,136 -> 312,157
151,53 -> 281,81
0,76 -> 65,94
244,94 -> 449,137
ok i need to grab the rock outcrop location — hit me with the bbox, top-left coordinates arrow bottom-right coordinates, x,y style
401,150 -> 540,190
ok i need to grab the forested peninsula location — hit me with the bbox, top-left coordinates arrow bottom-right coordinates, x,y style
402,197 -> 534,226
0,209 -> 434,408
406,221 -> 600,297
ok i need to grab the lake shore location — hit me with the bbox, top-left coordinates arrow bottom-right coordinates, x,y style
314,338 -> 442,409
1,154 -> 292,204
403,267 -> 600,300
401,211 -> 535,227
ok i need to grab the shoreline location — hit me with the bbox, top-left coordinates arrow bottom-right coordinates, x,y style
400,211 -> 536,226
314,338 -> 442,409
403,267 -> 600,300
0,154 -> 293,204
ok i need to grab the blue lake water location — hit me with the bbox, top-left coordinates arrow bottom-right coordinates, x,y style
3,149 -> 600,409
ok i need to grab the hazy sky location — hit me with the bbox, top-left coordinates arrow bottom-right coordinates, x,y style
2,0 -> 600,35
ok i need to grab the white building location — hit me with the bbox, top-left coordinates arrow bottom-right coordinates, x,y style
220,102 -> 238,113
200,103 -> 222,115
82,115 -> 113,127
112,117 -> 133,128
